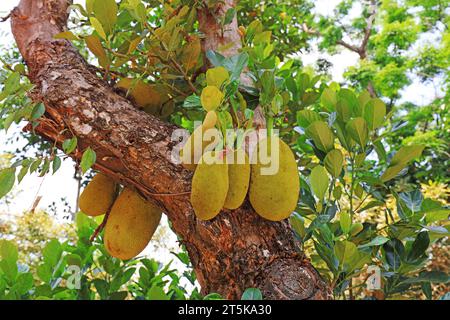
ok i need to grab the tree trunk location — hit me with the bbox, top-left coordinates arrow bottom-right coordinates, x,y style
10,0 -> 331,300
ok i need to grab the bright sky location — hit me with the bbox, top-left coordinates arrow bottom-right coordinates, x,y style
0,0 -> 442,286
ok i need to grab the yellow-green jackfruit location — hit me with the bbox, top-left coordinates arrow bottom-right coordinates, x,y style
190,151 -> 229,220
104,188 -> 162,260
223,149 -> 250,210
79,173 -> 117,217
249,136 -> 300,221
180,111 -> 220,171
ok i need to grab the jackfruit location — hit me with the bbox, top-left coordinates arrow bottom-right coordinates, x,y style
224,149 -> 250,210
79,173 -> 117,217
201,86 -> 224,111
249,136 -> 300,221
180,111 -> 220,171
190,151 -> 229,220
104,188 -> 162,260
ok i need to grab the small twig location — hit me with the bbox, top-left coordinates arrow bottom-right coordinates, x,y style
90,207 -> 112,242
0,13 -> 11,22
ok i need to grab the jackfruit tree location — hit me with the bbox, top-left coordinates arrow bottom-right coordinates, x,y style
0,0 -> 449,300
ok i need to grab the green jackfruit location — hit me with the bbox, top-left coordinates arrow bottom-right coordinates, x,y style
79,173 -> 117,217
224,149 -> 250,210
104,188 -> 162,260
249,136 -> 300,221
190,151 -> 229,220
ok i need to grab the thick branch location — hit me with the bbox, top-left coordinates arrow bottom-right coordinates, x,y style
11,0 -> 331,300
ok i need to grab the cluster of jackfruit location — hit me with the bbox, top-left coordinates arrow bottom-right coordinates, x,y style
183,132 -> 299,222
79,173 -> 161,260
178,66 -> 300,221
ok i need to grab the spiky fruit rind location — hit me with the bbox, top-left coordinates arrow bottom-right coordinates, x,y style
249,137 -> 300,221
104,188 -> 162,260
191,151 -> 229,220
224,150 -> 250,210
79,173 -> 117,217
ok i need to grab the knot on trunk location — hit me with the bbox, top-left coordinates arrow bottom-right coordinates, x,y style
261,259 -> 323,300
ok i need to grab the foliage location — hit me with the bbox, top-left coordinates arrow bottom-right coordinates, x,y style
0,0 -> 448,300
0,213 -> 203,300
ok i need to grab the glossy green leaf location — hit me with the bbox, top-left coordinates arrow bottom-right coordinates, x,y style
380,163 -> 406,182
310,165 -> 329,200
358,236 -> 389,248
0,168 -> 15,199
345,117 -> 368,147
321,88 -> 337,111
340,211 -> 352,234
296,110 -> 321,128
241,288 -> 262,300
305,121 -> 334,152
363,98 -> 386,131
324,149 -> 343,178
335,240 -> 357,265
80,147 -> 96,174
93,0 -> 117,34
390,145 -> 425,166
62,137 -> 77,154
406,231 -> 429,263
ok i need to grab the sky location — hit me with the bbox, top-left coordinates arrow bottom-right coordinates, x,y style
0,0 -> 443,284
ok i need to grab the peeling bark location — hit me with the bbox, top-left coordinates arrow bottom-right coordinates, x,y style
10,0 -> 331,300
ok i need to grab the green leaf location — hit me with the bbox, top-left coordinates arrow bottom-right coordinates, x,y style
383,239 -> 404,270
147,285 -> 169,300
321,88 -> 337,111
357,200 -> 384,213
80,147 -> 96,173
54,31 -> 80,41
289,213 -> 306,238
31,103 -> 45,120
425,209 -> 449,223
305,121 -> 334,152
90,17 -> 107,40
357,90 -> 371,115
334,240 -> 357,265
402,271 -> 449,284
241,288 -> 262,300
358,236 -> 389,248
15,273 -> 34,295
309,165 -> 329,200
43,239 -> 62,267
62,137 -> 77,154
390,145 -> 425,166
345,117 -> 368,147
406,232 -> 429,263
93,279 -> 109,299
380,163 -> 406,182
223,8 -> 236,25
373,140 -> 387,162
0,240 -> 18,263
399,190 -> 423,213
52,156 -> 62,174
340,211 -> 352,234
296,110 -> 321,128
0,168 -> 16,199
183,95 -> 201,109
363,98 -> 386,130
93,0 -> 117,34
324,149 -> 343,178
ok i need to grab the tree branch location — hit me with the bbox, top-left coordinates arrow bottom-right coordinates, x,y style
10,0 -> 331,299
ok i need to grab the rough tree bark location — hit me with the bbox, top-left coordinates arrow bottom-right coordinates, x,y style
10,0 -> 331,300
